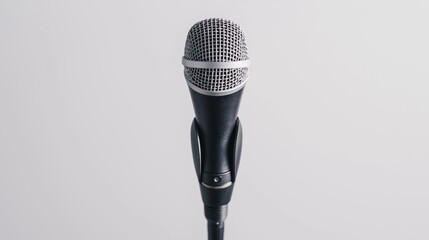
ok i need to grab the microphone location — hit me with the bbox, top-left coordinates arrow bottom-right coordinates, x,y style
182,18 -> 250,240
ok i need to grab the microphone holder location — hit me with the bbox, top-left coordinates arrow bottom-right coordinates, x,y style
190,118 -> 243,240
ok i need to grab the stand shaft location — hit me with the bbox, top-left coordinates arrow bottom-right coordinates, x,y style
208,222 -> 224,240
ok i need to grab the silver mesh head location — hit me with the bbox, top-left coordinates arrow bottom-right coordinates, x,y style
183,18 -> 249,96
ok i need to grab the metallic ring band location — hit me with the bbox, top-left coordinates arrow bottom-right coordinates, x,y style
201,181 -> 233,189
182,57 -> 250,69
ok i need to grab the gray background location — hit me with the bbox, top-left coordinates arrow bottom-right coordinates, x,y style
1,0 -> 428,239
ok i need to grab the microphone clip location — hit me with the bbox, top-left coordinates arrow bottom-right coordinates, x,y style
190,118 -> 243,206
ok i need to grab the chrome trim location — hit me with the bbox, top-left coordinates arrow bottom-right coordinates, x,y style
201,181 -> 233,189
182,57 -> 250,69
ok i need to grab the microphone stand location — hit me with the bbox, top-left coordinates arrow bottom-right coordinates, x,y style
208,221 -> 224,240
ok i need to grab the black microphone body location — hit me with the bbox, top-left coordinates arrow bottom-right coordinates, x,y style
190,88 -> 243,208
190,88 -> 243,175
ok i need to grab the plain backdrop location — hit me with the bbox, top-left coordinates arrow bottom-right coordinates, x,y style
1,0 -> 429,239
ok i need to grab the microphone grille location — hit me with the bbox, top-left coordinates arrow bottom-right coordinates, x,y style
184,18 -> 249,94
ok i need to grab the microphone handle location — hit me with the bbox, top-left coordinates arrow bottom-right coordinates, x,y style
189,88 -> 243,175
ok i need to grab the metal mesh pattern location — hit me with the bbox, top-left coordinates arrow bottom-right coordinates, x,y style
184,18 -> 249,92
